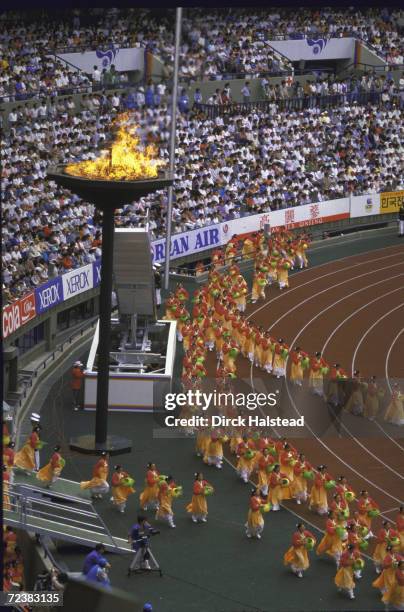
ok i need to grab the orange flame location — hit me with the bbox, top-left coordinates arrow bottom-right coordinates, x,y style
65,113 -> 165,180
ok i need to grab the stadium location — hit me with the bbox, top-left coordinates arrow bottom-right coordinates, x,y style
1,6 -> 404,612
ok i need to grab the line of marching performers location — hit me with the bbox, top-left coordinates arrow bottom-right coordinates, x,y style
5,427 -> 403,606
193,428 -> 403,605
164,230 -> 403,424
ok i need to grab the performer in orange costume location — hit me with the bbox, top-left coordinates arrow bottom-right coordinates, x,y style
111,464 -> 135,513
357,489 -> 380,536
14,425 -> 41,472
139,462 -> 160,511
268,463 -> 289,511
80,451 -> 110,500
317,509 -> 345,565
373,521 -> 401,574
236,438 -> 256,483
284,523 -> 316,578
292,453 -> 313,505
309,465 -> 335,515
255,447 -> 275,496
364,375 -> 381,420
186,472 -> 213,523
290,347 -> 309,387
373,546 -> 402,595
273,339 -> 289,378
37,445 -> 65,488
381,560 -> 404,608
334,544 -> 362,600
245,489 -> 268,539
308,352 -> 329,397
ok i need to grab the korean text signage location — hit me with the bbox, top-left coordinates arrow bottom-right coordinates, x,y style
2,293 -> 36,339
380,191 -> 404,215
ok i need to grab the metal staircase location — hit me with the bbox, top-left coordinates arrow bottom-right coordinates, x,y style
5,471 -> 132,554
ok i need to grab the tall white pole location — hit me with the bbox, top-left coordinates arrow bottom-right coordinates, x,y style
164,7 -> 182,289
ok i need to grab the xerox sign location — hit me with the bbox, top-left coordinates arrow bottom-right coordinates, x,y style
35,277 -> 63,314
62,265 -> 93,299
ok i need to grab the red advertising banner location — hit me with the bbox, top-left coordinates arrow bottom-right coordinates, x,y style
2,292 -> 36,340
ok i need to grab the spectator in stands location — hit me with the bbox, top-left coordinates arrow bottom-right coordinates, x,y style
193,88 -> 203,107
241,81 -> 251,103
178,88 -> 190,114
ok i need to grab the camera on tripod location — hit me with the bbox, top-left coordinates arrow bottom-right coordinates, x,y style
137,528 -> 160,547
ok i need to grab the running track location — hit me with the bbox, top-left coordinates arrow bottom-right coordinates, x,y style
213,243 -> 404,538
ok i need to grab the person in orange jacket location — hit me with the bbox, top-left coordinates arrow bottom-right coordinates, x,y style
71,361 -> 85,411
284,523 -> 316,578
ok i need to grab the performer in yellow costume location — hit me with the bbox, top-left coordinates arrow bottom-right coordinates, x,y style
284,523 -> 316,578
308,353 -> 328,397
36,445 -> 65,488
381,560 -> 404,609
111,464 -> 135,513
14,425 -> 42,472
245,489 -> 268,539
384,384 -> 404,425
317,510 -> 345,565
309,465 -> 334,515
156,476 -> 181,528
186,472 -> 213,523
139,462 -> 160,510
373,546 -> 401,595
204,433 -> 224,469
364,376 -> 381,420
80,452 -> 109,500
334,545 -> 360,600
